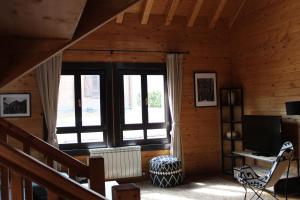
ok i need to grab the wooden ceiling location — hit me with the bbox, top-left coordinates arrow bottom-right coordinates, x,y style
0,0 -> 141,88
114,0 -> 246,29
0,0 -> 87,39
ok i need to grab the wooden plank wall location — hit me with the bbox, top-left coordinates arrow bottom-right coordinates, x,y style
65,14 -> 232,176
230,0 -> 300,157
0,14 -> 231,176
0,72 -> 44,139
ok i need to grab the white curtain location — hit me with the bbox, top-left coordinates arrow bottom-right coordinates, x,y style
36,53 -> 62,148
166,54 -> 184,164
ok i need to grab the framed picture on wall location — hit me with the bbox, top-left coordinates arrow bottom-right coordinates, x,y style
0,93 -> 31,117
194,72 -> 217,107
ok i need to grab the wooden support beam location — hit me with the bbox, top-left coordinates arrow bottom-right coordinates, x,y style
187,0 -> 204,27
141,0 -> 154,24
0,0 -> 141,88
165,0 -> 180,26
209,0 -> 228,29
229,0 -> 246,29
116,13 -> 124,24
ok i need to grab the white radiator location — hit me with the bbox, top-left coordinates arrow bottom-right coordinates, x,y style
89,146 -> 142,179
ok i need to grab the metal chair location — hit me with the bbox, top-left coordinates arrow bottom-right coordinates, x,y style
235,141 -> 294,200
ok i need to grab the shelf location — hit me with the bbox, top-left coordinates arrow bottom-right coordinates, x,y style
220,88 -> 243,176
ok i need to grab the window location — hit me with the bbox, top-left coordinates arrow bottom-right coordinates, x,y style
55,62 -> 170,152
56,63 -> 107,150
116,64 -> 171,147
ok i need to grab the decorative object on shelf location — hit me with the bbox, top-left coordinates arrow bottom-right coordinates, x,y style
226,131 -> 239,139
0,93 -> 31,118
194,72 -> 217,107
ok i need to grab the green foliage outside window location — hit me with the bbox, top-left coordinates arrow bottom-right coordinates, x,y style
148,91 -> 162,107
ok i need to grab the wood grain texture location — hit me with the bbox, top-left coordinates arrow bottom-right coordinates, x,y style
0,0 -> 141,88
209,0 -> 228,29
187,0 -> 204,27
116,13 -> 125,24
66,15 -> 232,176
230,0 -> 300,116
165,0 -> 180,26
141,0 -> 154,25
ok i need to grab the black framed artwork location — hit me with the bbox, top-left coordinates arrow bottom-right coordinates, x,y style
194,72 -> 217,107
0,93 -> 31,117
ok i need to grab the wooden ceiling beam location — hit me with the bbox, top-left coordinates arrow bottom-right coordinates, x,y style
141,0 -> 154,24
116,12 -> 124,24
209,0 -> 228,29
187,0 -> 204,27
165,0 -> 180,26
0,0 -> 142,88
229,0 -> 246,29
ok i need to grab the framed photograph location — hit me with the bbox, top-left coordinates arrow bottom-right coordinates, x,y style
0,93 -> 31,117
194,72 -> 217,107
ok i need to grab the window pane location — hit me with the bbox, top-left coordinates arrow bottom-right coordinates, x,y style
147,129 -> 167,139
57,75 -> 76,127
57,133 -> 77,144
147,75 -> 165,123
81,75 -> 101,126
123,75 -> 142,124
81,132 -> 103,143
123,130 -> 144,141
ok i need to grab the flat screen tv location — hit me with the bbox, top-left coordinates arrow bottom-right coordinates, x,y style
243,115 -> 282,156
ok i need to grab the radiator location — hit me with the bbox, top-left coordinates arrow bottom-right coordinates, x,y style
89,146 -> 142,179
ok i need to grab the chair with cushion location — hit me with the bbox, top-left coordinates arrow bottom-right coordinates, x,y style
235,141 -> 294,200
149,155 -> 183,188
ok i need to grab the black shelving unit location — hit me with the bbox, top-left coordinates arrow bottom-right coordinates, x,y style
220,88 -> 244,175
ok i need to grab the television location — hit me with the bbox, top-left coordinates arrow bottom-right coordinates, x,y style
243,115 -> 282,156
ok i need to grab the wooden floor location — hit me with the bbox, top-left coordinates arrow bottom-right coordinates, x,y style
136,176 -> 300,200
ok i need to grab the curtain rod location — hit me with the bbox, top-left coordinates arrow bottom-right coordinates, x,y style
67,48 -> 190,55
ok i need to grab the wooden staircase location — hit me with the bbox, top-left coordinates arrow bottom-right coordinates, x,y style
0,118 -> 140,200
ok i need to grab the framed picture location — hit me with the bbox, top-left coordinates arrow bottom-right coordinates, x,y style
0,93 -> 31,117
194,72 -> 217,107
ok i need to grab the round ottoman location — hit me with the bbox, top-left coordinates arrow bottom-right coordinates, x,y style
149,155 -> 183,188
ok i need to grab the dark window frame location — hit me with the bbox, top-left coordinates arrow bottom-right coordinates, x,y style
114,63 -> 171,148
56,62 -> 111,150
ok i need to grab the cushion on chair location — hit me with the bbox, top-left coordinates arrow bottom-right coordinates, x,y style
149,155 -> 183,188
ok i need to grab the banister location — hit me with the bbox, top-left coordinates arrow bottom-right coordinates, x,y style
0,118 -> 89,176
0,141 -> 107,200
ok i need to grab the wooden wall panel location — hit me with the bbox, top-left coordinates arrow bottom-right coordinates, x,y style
0,14 -> 231,177
230,0 -> 300,115
66,14 -> 232,176
0,71 -> 43,140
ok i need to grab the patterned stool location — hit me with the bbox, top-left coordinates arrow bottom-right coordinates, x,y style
149,155 -> 183,188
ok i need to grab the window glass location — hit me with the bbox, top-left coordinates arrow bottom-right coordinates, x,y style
123,75 -> 142,124
147,129 -> 167,139
81,75 -> 101,126
147,75 -> 165,123
57,75 -> 76,127
57,133 -> 77,144
81,132 -> 103,143
123,130 -> 144,141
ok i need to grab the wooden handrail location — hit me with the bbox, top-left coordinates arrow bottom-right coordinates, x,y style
0,141 -> 107,200
0,118 -> 88,176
